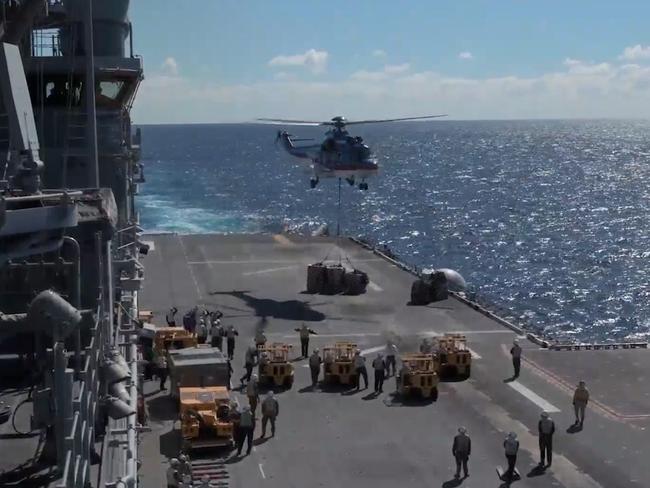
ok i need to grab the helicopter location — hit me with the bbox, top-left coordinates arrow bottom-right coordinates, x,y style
258,115 -> 446,190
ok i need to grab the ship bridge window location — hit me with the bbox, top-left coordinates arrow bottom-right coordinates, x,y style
96,80 -> 128,108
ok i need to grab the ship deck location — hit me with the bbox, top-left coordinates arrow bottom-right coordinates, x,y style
138,233 -> 650,488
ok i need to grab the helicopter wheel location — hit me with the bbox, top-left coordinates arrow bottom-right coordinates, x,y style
359,182 -> 368,191
310,178 -> 319,189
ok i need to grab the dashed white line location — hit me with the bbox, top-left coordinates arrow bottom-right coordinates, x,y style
178,235 -> 202,300
276,332 -> 382,339
368,281 -> 383,292
466,347 -> 482,359
507,380 -> 561,413
242,265 -> 299,276
258,463 -> 266,479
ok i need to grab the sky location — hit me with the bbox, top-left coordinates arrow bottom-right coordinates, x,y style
130,0 -> 650,124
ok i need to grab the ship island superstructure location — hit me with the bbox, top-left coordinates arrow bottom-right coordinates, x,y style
0,1 -> 143,487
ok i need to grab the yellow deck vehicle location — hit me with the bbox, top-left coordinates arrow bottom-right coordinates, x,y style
323,342 -> 358,385
257,342 -> 294,387
179,386 -> 234,450
397,353 -> 439,400
153,327 -> 197,356
433,333 -> 471,379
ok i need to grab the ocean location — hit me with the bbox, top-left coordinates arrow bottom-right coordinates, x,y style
137,119 -> 650,343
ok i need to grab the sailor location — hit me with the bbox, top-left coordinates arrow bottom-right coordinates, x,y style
572,381 -> 590,427
196,318 -> 207,344
178,453 -> 192,479
236,405 -> 255,456
165,307 -> 178,327
246,374 -> 260,413
323,349 -> 334,375
503,432 -> 520,481
166,458 -> 180,488
229,399 -> 241,448
397,362 -> 411,391
452,427 -> 471,479
385,342 -> 398,376
295,323 -> 318,358
255,329 -> 267,347
182,307 -> 197,334
510,339 -> 522,378
261,391 -> 279,437
309,349 -> 322,387
353,349 -> 368,390
227,360 -> 233,390
156,353 -> 168,391
419,338 -> 432,354
211,321 -> 224,350
240,345 -> 258,384
258,351 -> 269,378
538,411 -> 555,467
372,353 -> 386,393
225,325 -> 239,360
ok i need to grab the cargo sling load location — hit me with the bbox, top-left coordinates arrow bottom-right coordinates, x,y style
307,262 -> 369,295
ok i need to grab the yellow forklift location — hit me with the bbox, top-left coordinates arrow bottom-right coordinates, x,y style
433,333 -> 471,379
397,353 -> 439,400
153,327 -> 198,357
179,386 -> 234,450
323,342 -> 358,385
257,343 -> 294,388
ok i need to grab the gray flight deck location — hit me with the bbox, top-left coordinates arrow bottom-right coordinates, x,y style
138,233 -> 650,488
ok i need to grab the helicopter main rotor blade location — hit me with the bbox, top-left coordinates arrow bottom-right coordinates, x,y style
257,118 -> 324,126
344,114 -> 447,125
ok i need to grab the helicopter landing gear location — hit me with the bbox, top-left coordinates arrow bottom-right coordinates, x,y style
358,182 -> 368,191
310,177 -> 319,189
346,177 -> 355,186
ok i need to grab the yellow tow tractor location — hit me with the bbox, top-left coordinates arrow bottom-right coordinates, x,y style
257,342 -> 294,388
323,342 -> 358,386
433,333 -> 471,379
397,353 -> 439,400
179,386 -> 234,450
153,327 -> 197,357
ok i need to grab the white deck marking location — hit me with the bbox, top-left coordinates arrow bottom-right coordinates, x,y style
141,240 -> 155,251
419,330 -> 513,336
258,463 -> 266,479
278,332 -> 382,339
177,235 -> 202,299
360,345 -> 386,356
466,347 -> 482,359
368,281 -> 383,292
508,381 -> 561,413
242,265 -> 299,276
187,258 -> 383,265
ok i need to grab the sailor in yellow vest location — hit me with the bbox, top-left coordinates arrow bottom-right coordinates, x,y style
573,381 -> 590,427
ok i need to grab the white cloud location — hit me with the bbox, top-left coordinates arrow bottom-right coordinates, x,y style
161,57 -> 179,76
458,51 -> 473,60
268,49 -> 328,74
351,63 -> 410,81
133,51 -> 650,124
619,44 -> 650,61
384,63 -> 410,74
372,49 -> 387,58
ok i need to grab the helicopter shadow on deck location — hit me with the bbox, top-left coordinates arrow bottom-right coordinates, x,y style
209,290 -> 326,322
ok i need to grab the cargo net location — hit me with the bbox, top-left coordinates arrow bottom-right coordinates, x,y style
306,253 -> 369,295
